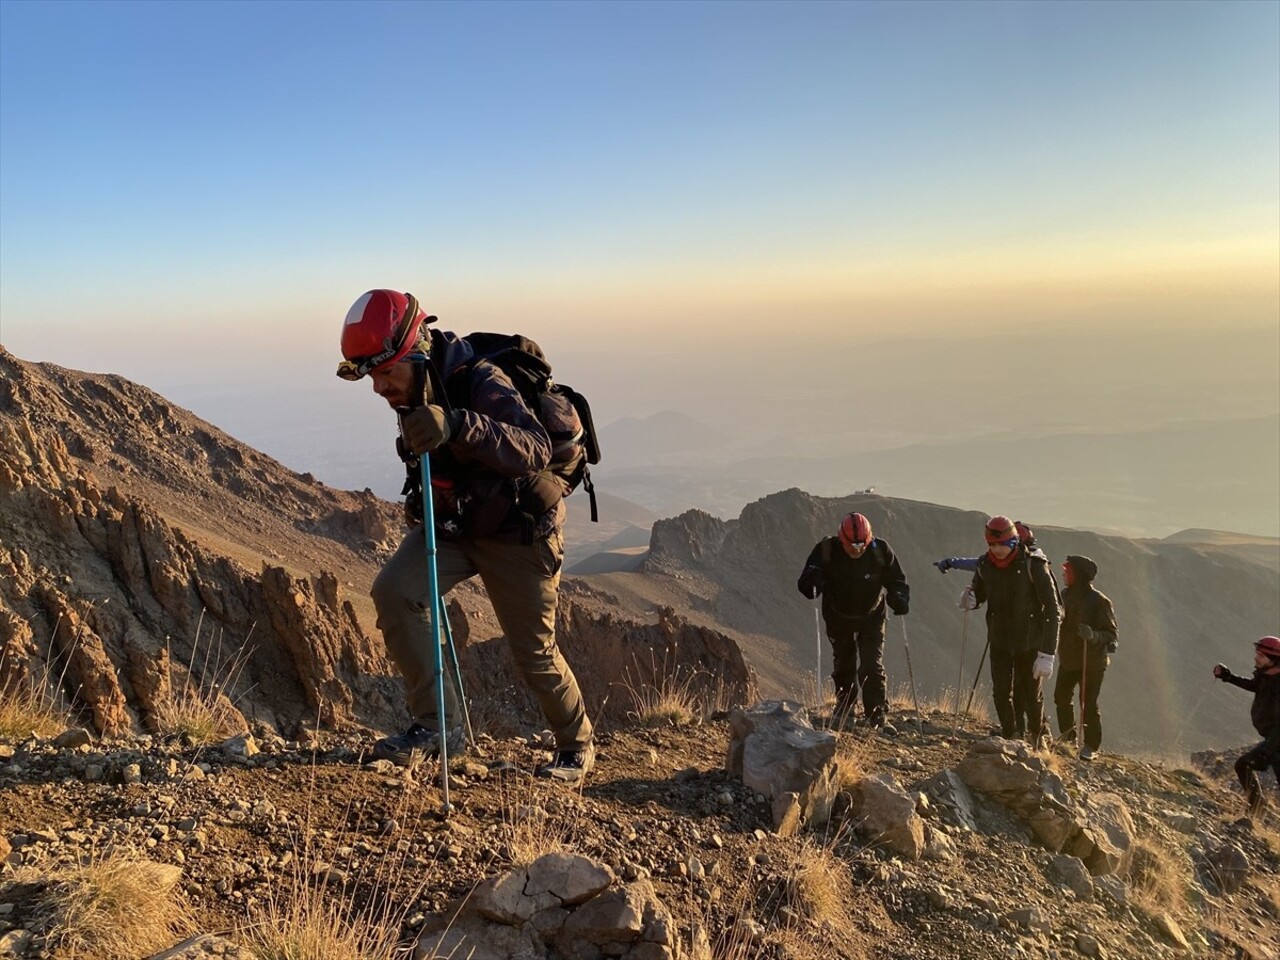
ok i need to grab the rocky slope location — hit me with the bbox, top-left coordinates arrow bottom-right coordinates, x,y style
2,708 -> 1279,960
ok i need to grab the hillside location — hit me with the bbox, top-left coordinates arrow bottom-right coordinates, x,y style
586,490 -> 1280,755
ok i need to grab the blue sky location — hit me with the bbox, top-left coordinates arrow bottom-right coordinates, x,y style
1,0 -> 1277,434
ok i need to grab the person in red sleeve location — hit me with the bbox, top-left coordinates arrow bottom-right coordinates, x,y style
1213,636 -> 1280,816
337,290 -> 593,781
959,516 -> 1061,744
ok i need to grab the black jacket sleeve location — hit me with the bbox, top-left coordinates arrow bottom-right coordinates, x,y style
797,542 -> 826,599
882,544 -> 910,613
1030,556 -> 1062,655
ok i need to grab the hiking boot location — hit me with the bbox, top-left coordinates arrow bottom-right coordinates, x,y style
1079,746 -> 1096,762
373,723 -> 462,766
865,710 -> 886,728
536,743 -> 595,783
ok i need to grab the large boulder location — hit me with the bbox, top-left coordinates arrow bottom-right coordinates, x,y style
851,773 -> 926,860
725,700 -> 840,835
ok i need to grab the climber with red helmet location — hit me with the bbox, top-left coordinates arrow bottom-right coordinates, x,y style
797,511 -> 910,728
337,289 -> 594,781
958,515 -> 1062,744
1213,636 -> 1280,816
1053,555 -> 1118,761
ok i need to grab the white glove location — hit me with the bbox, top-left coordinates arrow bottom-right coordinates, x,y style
958,586 -> 978,610
1032,652 -> 1056,680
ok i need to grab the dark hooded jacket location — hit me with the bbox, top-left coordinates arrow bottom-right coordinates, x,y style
1057,585 -> 1118,671
971,544 -> 1061,655
402,331 -> 561,542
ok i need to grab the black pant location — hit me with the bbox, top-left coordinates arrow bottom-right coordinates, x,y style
1054,665 -> 1106,750
829,617 -> 887,718
989,648 -> 1045,740
1234,741 -> 1280,814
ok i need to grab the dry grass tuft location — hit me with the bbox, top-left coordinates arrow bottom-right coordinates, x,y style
240,879 -> 402,960
25,853 -> 191,960
0,672 -> 67,739
622,653 -> 705,728
1128,839 -> 1191,916
788,838 -> 854,929
497,774 -> 580,865
151,616 -> 251,743
834,734 -> 869,791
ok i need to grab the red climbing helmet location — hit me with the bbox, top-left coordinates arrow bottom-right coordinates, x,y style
838,512 -> 873,550
336,290 -> 430,381
1015,520 -> 1034,543
984,515 -> 1017,546
1256,636 -> 1280,660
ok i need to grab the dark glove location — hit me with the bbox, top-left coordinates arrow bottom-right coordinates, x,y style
887,595 -> 909,616
1105,639 -> 1117,654
404,486 -> 424,528
401,405 -> 457,454
1076,624 -> 1095,643
1213,663 -> 1231,681
797,566 -> 824,600
933,558 -> 951,574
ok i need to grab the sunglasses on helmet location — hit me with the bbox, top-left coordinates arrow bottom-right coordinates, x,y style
335,293 -> 425,381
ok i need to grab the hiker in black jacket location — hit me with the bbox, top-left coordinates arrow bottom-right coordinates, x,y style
797,512 -> 909,726
959,515 -> 1061,743
1052,555 -> 1118,761
1213,636 -> 1280,816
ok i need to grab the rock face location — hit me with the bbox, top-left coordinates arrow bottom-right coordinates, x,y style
414,853 -> 704,960
725,700 -> 839,835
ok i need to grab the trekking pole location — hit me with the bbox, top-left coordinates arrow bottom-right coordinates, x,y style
419,455 -> 452,816
900,617 -> 925,736
951,607 -> 970,741
439,609 -> 475,747
1078,639 -> 1087,752
964,636 -> 991,718
812,598 -> 824,710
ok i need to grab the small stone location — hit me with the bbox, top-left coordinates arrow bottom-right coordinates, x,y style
54,728 -> 93,749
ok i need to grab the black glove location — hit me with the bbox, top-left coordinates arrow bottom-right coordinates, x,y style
403,486 -> 423,528
401,405 -> 458,454
933,558 -> 951,574
1213,663 -> 1231,681
1076,624 -> 1095,643
1105,639 -> 1117,654
887,595 -> 909,616
797,567 -> 824,600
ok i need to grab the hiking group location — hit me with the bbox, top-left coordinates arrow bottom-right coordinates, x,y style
799,510 -> 1279,813
335,287 -> 1278,813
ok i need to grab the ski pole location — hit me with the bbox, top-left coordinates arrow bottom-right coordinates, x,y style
964,636 -> 991,718
1078,637 -> 1087,752
900,617 -> 925,736
952,607 -> 970,740
813,598 -> 824,709
419,455 -> 452,816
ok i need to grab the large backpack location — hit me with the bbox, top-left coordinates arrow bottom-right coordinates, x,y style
449,333 -> 601,522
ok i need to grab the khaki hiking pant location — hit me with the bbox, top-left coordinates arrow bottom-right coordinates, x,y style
371,526 -> 593,752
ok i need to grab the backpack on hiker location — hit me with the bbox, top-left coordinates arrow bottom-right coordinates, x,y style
399,332 -> 602,528
459,333 -> 601,521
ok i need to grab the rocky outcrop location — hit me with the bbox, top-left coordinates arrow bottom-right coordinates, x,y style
414,853 -> 705,960
957,739 -> 1130,876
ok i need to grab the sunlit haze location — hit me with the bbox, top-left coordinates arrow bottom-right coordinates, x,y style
2,0 -> 1277,535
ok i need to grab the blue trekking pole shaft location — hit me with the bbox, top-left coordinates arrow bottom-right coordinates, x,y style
419,455 -> 450,815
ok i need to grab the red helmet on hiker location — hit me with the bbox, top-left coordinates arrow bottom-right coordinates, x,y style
1256,636 -> 1280,661
1015,520 -> 1034,544
337,290 -> 429,381
839,513 -> 873,550
984,515 -> 1017,546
